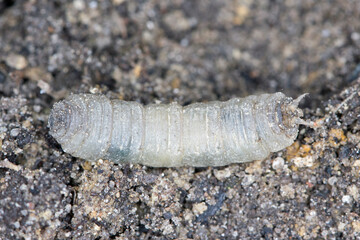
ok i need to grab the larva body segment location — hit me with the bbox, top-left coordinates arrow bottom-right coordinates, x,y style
48,93 -> 305,167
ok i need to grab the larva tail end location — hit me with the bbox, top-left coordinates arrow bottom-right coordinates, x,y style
280,94 -> 318,130
280,94 -> 308,129
293,93 -> 308,107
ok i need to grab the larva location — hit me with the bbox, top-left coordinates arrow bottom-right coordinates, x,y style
48,92 -> 307,167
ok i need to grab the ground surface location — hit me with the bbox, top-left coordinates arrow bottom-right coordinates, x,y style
1,0 -> 360,239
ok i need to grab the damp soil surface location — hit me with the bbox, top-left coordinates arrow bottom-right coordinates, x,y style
1,1 -> 360,239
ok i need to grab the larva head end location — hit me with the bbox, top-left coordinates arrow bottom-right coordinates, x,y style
48,101 -> 71,139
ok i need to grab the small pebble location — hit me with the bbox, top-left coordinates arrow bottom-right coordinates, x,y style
10,128 -> 21,137
272,157 -> 285,170
163,10 -> 194,32
353,160 -> 360,167
305,210 -> 317,222
280,184 -> 295,198
33,105 -> 41,113
25,67 -> 53,83
20,184 -> 27,191
348,185 -> 359,199
213,168 -> 231,180
111,67 -> 122,83
73,0 -> 85,10
21,210 -> 28,216
193,202 -> 207,215
65,204 -> 72,213
109,180 -> 115,188
328,176 -> 338,186
5,54 -> 28,70
352,221 -> 360,232
338,222 -> 347,231
342,195 -> 352,204
245,160 -> 262,174
0,127 -> 8,134
241,175 -> 255,186
13,221 -> 20,229
293,155 -> 314,168
351,32 -> 360,41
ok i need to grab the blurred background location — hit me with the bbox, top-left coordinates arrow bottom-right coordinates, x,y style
1,0 -> 359,106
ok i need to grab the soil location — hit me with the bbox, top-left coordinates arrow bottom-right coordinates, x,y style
1,0 -> 360,239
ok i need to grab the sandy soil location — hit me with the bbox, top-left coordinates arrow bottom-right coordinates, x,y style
1,0 -> 360,239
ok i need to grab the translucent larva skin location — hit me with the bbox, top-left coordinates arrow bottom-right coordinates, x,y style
48,93 -> 304,167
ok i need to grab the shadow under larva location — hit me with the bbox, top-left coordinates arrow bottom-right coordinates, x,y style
48,92 -> 309,167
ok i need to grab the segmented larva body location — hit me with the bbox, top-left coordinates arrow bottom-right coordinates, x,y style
48,93 -> 306,167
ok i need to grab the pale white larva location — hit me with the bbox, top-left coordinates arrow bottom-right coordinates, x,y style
48,92 -> 307,167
